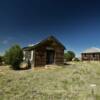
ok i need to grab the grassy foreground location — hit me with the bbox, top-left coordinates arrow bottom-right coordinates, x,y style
0,62 -> 100,100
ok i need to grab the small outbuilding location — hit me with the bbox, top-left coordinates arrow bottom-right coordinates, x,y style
81,47 -> 100,61
23,36 -> 65,67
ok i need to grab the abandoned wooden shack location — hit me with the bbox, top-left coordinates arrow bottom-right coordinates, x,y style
23,36 -> 65,67
81,47 -> 100,61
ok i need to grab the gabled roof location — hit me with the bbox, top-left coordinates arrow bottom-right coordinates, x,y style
82,47 -> 100,53
23,36 -> 66,50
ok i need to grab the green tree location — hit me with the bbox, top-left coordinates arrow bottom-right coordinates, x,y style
5,44 -> 23,69
64,51 -> 75,61
0,56 -> 3,65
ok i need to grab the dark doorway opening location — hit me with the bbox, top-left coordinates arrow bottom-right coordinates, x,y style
46,50 -> 55,64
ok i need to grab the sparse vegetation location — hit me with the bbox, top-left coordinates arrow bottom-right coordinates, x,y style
0,62 -> 100,100
4,44 -> 23,70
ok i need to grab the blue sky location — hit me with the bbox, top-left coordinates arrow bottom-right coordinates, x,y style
0,0 -> 100,57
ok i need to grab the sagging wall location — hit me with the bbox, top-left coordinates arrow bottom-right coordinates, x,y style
23,50 -> 31,61
23,50 -> 35,67
82,53 -> 100,61
34,44 -> 64,67
34,47 -> 46,67
55,46 -> 64,65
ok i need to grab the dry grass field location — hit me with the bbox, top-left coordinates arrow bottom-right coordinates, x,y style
0,62 -> 100,100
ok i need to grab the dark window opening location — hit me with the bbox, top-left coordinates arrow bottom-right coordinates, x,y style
93,54 -> 96,58
84,53 -> 86,57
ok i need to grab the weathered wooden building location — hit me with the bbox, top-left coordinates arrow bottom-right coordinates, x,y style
23,36 -> 65,67
81,47 -> 100,61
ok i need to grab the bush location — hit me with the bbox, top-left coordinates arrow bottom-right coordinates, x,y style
4,44 -> 23,70
64,51 -> 75,61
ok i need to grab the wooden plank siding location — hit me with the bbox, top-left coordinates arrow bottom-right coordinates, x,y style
82,53 -> 100,61
34,43 -> 64,67
55,47 -> 64,64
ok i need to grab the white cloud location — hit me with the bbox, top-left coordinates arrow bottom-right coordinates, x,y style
2,40 -> 9,44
